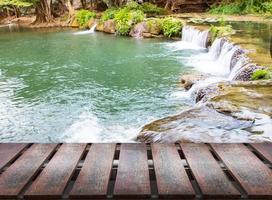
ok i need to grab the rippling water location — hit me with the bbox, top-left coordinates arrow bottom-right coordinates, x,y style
0,27 -> 199,142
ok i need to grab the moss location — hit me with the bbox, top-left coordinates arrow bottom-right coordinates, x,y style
75,10 -> 96,28
251,69 -> 271,80
161,17 -> 183,38
209,25 -> 234,41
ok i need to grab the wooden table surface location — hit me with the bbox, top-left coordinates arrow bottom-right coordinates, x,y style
0,143 -> 271,199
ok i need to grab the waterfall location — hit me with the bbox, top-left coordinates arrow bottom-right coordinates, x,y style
187,36 -> 252,79
182,26 -> 209,48
73,24 -> 97,35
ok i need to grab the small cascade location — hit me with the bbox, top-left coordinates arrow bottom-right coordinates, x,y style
73,24 -> 97,35
182,26 -> 209,48
208,38 -> 225,60
189,37 -> 252,78
228,55 -> 250,80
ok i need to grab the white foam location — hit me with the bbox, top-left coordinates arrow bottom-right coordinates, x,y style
73,24 -> 97,35
63,112 -> 138,143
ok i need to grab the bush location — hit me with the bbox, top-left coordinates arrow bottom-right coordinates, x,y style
209,25 -> 234,41
209,1 -> 272,15
251,69 -> 271,80
141,3 -> 165,15
76,10 -> 96,28
261,2 -> 272,14
161,17 -> 183,37
125,1 -> 141,10
209,3 -> 242,15
101,7 -> 119,22
114,8 -> 144,35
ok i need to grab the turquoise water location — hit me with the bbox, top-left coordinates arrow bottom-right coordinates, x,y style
0,28 -> 194,142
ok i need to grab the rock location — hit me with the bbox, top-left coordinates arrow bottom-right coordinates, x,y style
230,48 -> 247,71
137,105 -> 253,143
96,22 -> 104,32
88,19 -> 97,29
129,22 -> 149,38
180,73 -> 206,90
149,21 -> 161,35
70,17 -> 79,28
129,20 -> 162,38
103,19 -> 116,34
142,32 -> 153,38
137,80 -> 272,143
233,64 -> 263,81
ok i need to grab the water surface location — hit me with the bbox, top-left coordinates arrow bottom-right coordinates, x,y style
0,28 -> 194,142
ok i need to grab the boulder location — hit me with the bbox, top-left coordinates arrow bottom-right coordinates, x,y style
180,73 -> 206,90
233,64 -> 263,81
149,21 -> 161,35
137,105 -> 253,143
96,22 -> 104,32
137,80 -> 272,143
70,17 -> 79,28
129,22 -> 149,38
88,19 -> 97,29
103,19 -> 116,34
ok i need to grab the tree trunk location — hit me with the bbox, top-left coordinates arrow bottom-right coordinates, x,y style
34,0 -> 53,23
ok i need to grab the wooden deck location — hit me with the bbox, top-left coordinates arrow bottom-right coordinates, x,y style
0,143 -> 271,199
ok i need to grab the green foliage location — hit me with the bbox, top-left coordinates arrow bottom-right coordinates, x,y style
125,1 -> 141,10
75,9 -> 96,28
209,0 -> 272,15
161,17 -> 183,37
209,25 -> 234,41
251,69 -> 271,80
0,0 -> 34,7
114,7 -> 144,35
141,2 -> 165,15
101,7 -> 119,22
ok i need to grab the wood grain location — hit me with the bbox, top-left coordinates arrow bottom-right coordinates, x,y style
181,143 -> 240,198
152,144 -> 195,198
0,143 -> 28,171
211,144 -> 272,199
250,143 -> 272,164
114,143 -> 151,198
25,144 -> 86,199
69,144 -> 116,199
0,144 -> 57,199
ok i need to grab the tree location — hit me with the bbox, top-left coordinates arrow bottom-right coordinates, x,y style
0,0 -> 33,17
34,0 -> 53,23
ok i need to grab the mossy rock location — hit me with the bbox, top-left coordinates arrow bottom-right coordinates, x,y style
70,17 -> 79,28
96,22 -> 104,32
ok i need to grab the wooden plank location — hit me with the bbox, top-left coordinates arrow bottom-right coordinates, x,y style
25,144 -> 86,199
251,143 -> 272,164
114,143 -> 151,198
0,144 -> 57,199
211,144 -> 272,199
181,143 -> 240,198
0,143 -> 28,171
152,144 -> 195,198
69,144 -> 116,199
